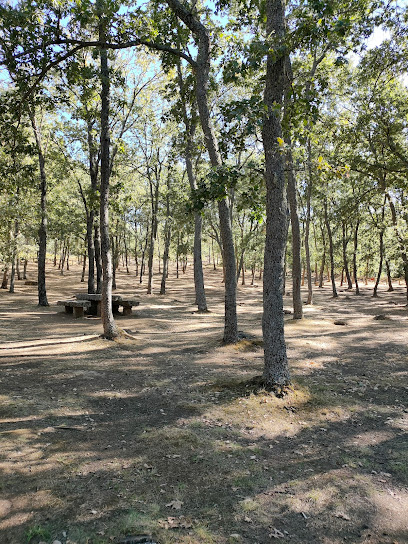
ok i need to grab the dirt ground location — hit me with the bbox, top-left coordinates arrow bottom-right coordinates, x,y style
0,261 -> 407,544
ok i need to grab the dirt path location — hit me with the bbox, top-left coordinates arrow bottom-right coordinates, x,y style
0,263 -> 407,544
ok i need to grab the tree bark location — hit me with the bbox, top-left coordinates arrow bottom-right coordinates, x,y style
166,0 -> 237,342
176,62 -> 208,311
261,0 -> 290,390
386,192 -> 408,301
353,220 -> 360,295
386,260 -> 394,291
342,223 -> 353,289
324,199 -> 338,298
30,110 -> 49,306
286,148 -> 302,319
373,230 -> 384,297
305,139 -> 313,304
98,8 -> 118,338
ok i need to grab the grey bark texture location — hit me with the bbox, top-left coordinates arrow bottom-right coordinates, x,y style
98,10 -> 118,339
261,0 -> 290,390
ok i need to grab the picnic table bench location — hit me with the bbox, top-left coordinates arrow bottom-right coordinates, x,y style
57,299 -> 91,318
75,293 -> 140,316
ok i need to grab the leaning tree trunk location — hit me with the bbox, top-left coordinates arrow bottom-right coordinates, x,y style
166,0 -> 237,342
261,0 -> 290,390
324,199 -> 338,298
98,12 -> 118,339
30,111 -> 49,306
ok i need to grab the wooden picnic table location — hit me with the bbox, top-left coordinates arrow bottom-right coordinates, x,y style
75,293 -> 140,316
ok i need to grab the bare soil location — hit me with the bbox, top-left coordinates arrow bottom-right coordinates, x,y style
0,263 -> 407,544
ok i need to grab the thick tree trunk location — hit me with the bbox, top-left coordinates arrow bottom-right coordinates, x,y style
98,13 -> 118,339
261,0 -> 290,390
23,259 -> 27,280
324,199 -> 338,298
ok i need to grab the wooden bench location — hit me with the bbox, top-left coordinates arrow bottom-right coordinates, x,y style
57,300 -> 91,318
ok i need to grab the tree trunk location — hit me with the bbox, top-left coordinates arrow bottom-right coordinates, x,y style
147,183 -> 159,295
386,260 -> 394,291
30,110 -> 49,306
386,192 -> 408,301
342,223 -> 353,289
261,0 -> 290,390
16,256 -> 21,280
353,220 -> 360,295
86,211 -> 96,293
81,250 -> 87,282
140,222 -> 149,284
324,199 -> 338,298
23,259 -> 27,280
285,145 -> 302,319
9,219 -> 19,294
174,59 -> 208,310
160,220 -> 171,295
1,267 -> 8,289
373,230 -> 384,297
94,225 -> 103,294
98,10 -> 118,338
166,0 -> 237,342
305,138 -> 313,304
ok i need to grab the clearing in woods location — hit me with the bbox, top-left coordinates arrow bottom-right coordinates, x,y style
0,263 -> 407,544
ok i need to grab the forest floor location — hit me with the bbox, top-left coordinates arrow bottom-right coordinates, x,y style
0,262 -> 407,544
